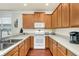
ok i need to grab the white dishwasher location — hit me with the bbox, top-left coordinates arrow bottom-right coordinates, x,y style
34,30 -> 45,49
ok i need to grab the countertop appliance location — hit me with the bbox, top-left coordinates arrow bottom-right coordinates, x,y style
34,22 -> 45,49
70,31 -> 79,44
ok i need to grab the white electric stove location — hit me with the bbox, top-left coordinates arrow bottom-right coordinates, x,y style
34,22 -> 45,49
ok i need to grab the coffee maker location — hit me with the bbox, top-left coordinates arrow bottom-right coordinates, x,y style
70,31 -> 79,44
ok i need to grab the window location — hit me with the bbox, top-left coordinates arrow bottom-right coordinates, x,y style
0,15 -> 12,37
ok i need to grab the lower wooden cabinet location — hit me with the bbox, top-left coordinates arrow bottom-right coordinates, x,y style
45,36 -> 49,48
19,42 -> 25,56
52,40 -> 58,56
48,36 -> 75,56
30,36 -> 34,49
5,46 -> 19,56
57,48 -> 66,56
67,50 -> 76,56
49,37 -> 53,55
5,36 -> 31,56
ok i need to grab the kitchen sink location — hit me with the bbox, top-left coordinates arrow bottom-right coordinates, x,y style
1,39 -> 21,44
0,39 -> 21,50
0,43 -> 13,50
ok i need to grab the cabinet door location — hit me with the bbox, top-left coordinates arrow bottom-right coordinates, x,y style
19,42 -> 25,56
19,45 -> 25,56
13,52 -> 19,56
57,48 -> 66,56
23,14 -> 34,29
48,37 -> 54,55
45,36 -> 49,48
57,4 -> 62,28
25,39 -> 28,55
34,12 -> 45,22
67,50 -> 76,56
70,3 -> 79,27
30,36 -> 34,49
44,14 -> 52,29
61,3 -> 70,27
52,13 -> 54,28
34,12 -> 40,22
39,12 -> 45,22
52,10 -> 58,28
5,47 -> 18,56
53,40 -> 58,56
57,44 -> 67,56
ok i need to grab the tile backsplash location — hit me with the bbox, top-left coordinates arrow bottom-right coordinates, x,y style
54,28 -> 79,37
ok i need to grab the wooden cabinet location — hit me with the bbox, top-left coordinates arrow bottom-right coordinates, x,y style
61,3 -> 70,27
49,37 -> 53,55
24,37 -> 31,55
25,38 -> 28,55
23,14 -> 34,29
19,42 -> 25,56
57,44 -> 66,56
45,36 -> 49,48
52,10 -> 58,28
52,40 -> 58,56
57,48 -> 66,56
57,4 -> 62,28
5,36 -> 32,56
30,36 -> 34,49
34,12 -> 45,22
44,14 -> 52,28
5,46 -> 18,56
67,50 -> 75,56
70,3 -> 79,27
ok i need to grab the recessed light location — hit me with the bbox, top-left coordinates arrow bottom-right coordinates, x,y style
24,3 -> 27,6
45,3 -> 49,6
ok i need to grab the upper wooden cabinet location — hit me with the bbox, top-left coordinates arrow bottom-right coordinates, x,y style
44,14 -> 52,28
23,12 -> 52,29
23,14 -> 34,29
61,3 -> 70,27
70,3 -> 79,27
34,12 -> 45,22
57,4 -> 62,28
52,10 -> 58,28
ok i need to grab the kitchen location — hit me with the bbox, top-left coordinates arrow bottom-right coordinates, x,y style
0,3 -> 79,56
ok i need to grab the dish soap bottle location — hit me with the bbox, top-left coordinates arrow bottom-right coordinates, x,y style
20,28 -> 23,33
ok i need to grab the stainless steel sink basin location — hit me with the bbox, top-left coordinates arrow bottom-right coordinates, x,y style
0,43 -> 13,50
1,39 -> 21,44
0,39 -> 21,50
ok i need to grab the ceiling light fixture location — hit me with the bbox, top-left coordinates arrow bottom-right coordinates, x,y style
45,3 -> 49,6
24,3 -> 27,6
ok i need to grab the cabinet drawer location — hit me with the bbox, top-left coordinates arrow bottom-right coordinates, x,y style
67,50 -> 76,56
57,48 -> 66,56
5,47 -> 18,56
58,44 -> 66,54
19,42 -> 24,48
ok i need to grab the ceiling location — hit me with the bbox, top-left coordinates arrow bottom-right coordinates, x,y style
0,3 -> 59,12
